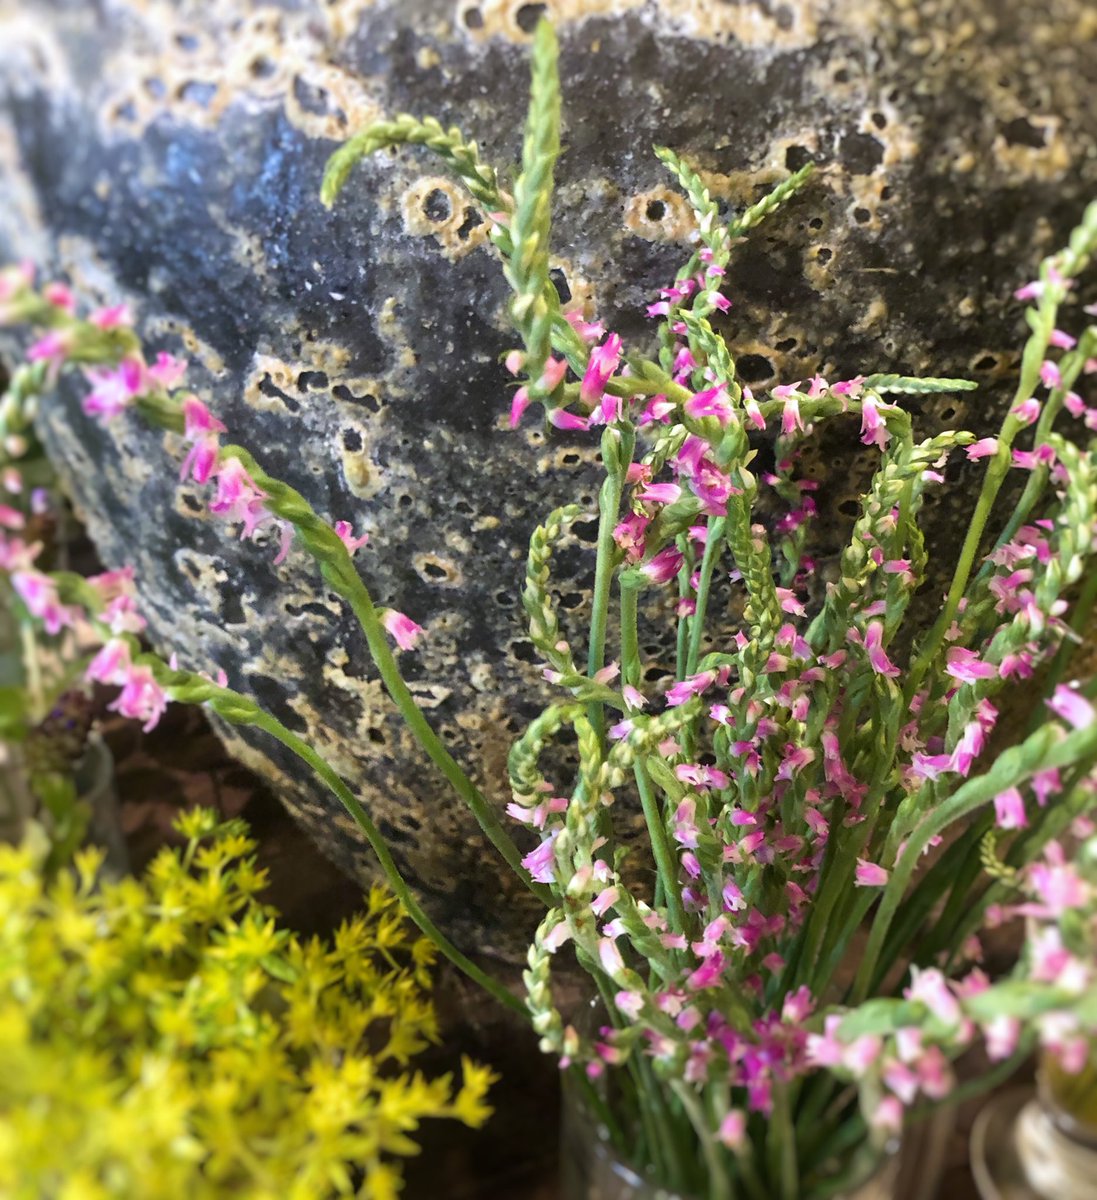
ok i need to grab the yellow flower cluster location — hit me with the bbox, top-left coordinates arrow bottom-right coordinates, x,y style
0,808 -> 496,1199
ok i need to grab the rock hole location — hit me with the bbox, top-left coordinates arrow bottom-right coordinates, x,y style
456,207 -> 483,240
495,590 -> 511,606
368,727 -> 386,745
144,77 -> 166,99
342,428 -> 363,452
816,247 -> 833,263
880,186 -> 892,201
511,639 -> 538,664
423,188 -> 452,222
561,451 -> 580,465
774,337 -> 798,352
644,664 -> 668,683
293,75 -> 332,116
550,267 -> 572,303
838,498 -> 860,517
870,111 -> 887,130
774,5 -> 794,30
572,518 -> 600,543
645,198 -> 667,221
840,131 -> 885,175
179,80 -> 217,108
297,370 -> 329,391
515,3 -> 547,33
853,207 -> 871,224
463,4 -> 484,28
939,406 -> 956,421
808,217 -> 824,230
973,354 -> 997,371
421,560 -> 450,580
174,32 -> 200,51
560,592 -> 584,609
1001,117 -> 1046,148
258,375 -> 300,412
784,145 -> 813,172
738,354 -> 774,383
397,494 -> 414,509
250,56 -> 277,80
833,68 -> 850,84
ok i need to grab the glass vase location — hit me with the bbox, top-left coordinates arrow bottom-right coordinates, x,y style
559,1081 -> 899,1200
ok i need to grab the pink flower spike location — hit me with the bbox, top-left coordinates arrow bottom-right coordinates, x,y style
380,609 -> 424,651
945,647 -> 996,684
966,437 -> 998,461
855,860 -> 889,887
1047,684 -> 1095,730
89,303 -> 133,329
580,333 -> 622,406
780,395 -> 804,437
521,836 -> 557,884
334,520 -> 369,554
993,786 -> 1027,830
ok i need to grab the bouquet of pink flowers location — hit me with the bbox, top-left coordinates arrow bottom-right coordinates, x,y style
3,19 -> 1097,1198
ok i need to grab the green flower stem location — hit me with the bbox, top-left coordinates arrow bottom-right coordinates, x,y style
132,654 -> 525,1015
635,756 -> 686,933
768,1081 -> 799,1200
686,516 -> 725,677
851,717 -> 1097,1003
672,1081 -> 730,1200
216,445 -> 553,907
586,428 -> 633,743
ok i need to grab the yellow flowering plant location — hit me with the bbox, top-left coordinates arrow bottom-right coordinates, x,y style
0,808 -> 495,1200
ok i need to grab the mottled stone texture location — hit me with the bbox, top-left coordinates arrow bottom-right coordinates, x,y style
0,0 -> 1095,958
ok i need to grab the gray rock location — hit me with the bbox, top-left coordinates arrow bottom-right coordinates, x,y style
0,0 -> 1095,958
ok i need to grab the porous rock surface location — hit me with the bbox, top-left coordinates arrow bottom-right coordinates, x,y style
0,0 -> 1095,958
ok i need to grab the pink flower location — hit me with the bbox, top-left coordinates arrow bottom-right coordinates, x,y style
180,395 -> 227,484
521,835 -> 557,884
743,388 -> 766,430
146,351 -> 187,390
580,333 -> 622,406
863,620 -> 899,678
1039,361 -> 1061,389
380,608 -> 424,651
509,386 -> 531,428
43,281 -> 75,313
984,1015 -> 1021,1062
780,395 -> 804,436
1047,684 -> 1095,729
855,859 -> 889,887
209,458 -> 267,534
1049,329 -> 1077,350
1011,397 -> 1040,425
993,786 -> 1027,830
86,637 -> 132,685
89,303 -> 133,329
26,329 -> 73,364
637,482 -> 682,506
108,662 -> 169,731
0,505 -> 24,530
334,520 -> 369,554
685,386 -> 734,425
965,437 -> 998,461
718,1110 -> 746,1151
11,570 -> 76,634
860,395 -> 891,450
82,358 -> 145,421
640,545 -> 684,585
945,647 -> 996,684
871,1096 -> 904,1136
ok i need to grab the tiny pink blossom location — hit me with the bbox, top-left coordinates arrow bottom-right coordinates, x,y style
780,395 -> 804,437
1039,361 -> 1061,389
334,520 -> 370,554
718,1110 -> 746,1151
993,786 -> 1027,830
26,329 -> 73,364
1047,684 -> 1095,730
1049,328 -> 1077,350
108,662 -> 169,732
89,303 -> 133,329
180,395 -> 227,484
640,545 -> 683,585
945,646 -> 996,684
146,351 -> 188,390
82,358 -> 145,421
1011,397 -> 1040,425
684,386 -> 734,425
380,608 -> 424,651
521,835 -> 557,884
855,859 -> 889,887
0,505 -> 24,530
580,333 -> 622,406
43,282 -> 75,313
965,437 -> 998,461
863,620 -> 899,678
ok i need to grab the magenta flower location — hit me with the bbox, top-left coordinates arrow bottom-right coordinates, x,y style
1047,684 -> 1095,730
684,386 -> 734,425
521,834 -> 557,884
945,646 -> 996,684
1049,328 -> 1077,350
86,637 -> 132,686
780,395 -> 804,437
43,281 -> 75,313
147,351 -> 188,390
26,329 -> 73,364
859,395 -> 890,450
89,303 -> 133,329
580,332 -> 622,406
743,388 -> 766,430
993,786 -> 1027,830
862,621 -> 899,678
717,1110 -> 746,1151
380,608 -> 424,651
82,358 -> 145,422
11,570 -> 76,634
180,395 -> 227,484
637,482 -> 682,506
855,860 -> 889,887
1011,397 -> 1040,425
1039,361 -> 1062,389
965,437 -> 998,461
640,545 -> 684,585
107,662 -> 169,732
334,520 -> 370,554
0,505 -> 24,530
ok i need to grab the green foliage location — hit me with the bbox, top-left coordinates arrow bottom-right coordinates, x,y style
0,811 -> 495,1200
